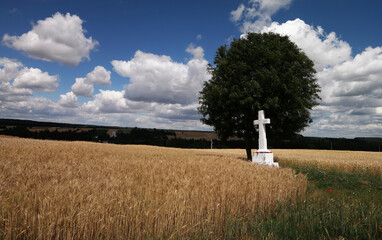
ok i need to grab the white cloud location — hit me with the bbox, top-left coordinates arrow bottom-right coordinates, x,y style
2,12 -> 98,66
317,47 -> 382,107
72,77 -> 94,97
79,89 -> 201,123
0,58 -> 32,102
233,3 -> 351,72
85,66 -> 111,85
0,46 -> 210,128
71,66 -> 111,97
82,90 -> 130,113
59,91 -> 78,108
186,44 -> 205,60
231,4 -> 245,22
0,57 -> 58,102
13,67 -> 59,92
261,19 -> 352,71
0,58 -> 64,121
0,95 -> 80,120
111,47 -> 210,105
0,82 -> 33,102
0,58 -> 23,83
73,47 -> 212,127
254,0 -> 292,14
110,60 -> 130,77
233,0 -> 293,32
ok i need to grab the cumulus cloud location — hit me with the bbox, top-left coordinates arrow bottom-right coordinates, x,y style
1,46 -> 211,130
13,68 -> 59,92
2,12 -> 98,66
0,57 -> 62,122
0,58 -> 23,83
232,0 -> 292,32
0,82 -> 33,102
82,90 -> 130,113
78,89 -> 202,125
0,57 -> 58,102
261,19 -> 352,71
233,2 -> 351,72
72,78 -> 94,97
85,66 -> 111,85
186,44 -> 205,60
89,46 -> 212,127
0,58 -> 32,102
111,47 -> 210,105
317,47 -> 382,107
59,91 -> 78,108
71,66 -> 111,97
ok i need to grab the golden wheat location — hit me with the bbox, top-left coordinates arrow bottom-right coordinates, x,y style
0,137 -> 305,239
272,149 -> 382,176
194,148 -> 382,176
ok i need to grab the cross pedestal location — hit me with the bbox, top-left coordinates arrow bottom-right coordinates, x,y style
252,110 -> 279,167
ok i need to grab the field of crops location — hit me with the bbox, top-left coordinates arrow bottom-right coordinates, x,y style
0,136 -> 306,239
274,149 -> 382,176
0,136 -> 381,239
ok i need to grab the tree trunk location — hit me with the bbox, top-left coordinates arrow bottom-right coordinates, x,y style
245,136 -> 253,161
245,147 -> 252,161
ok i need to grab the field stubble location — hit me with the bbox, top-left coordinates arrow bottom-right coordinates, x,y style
0,137 -> 306,239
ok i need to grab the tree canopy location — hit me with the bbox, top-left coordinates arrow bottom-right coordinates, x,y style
198,32 -> 321,160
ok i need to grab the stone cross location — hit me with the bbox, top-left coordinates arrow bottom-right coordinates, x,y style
252,110 -> 279,167
254,110 -> 270,151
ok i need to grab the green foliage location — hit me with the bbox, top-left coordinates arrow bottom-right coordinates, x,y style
0,126 -> 108,141
251,197 -> 381,240
285,164 -> 382,195
110,127 -> 172,145
198,32 -> 321,159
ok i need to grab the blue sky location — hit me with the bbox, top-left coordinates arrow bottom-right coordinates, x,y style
1,0 -> 381,138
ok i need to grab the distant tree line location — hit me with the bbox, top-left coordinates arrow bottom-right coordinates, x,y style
1,124 -> 381,152
109,127 -> 173,146
0,126 -> 109,142
268,135 -> 382,152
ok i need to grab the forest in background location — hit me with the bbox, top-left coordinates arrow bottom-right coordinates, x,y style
1,118 -> 381,151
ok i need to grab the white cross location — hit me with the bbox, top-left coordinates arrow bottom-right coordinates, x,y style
254,110 -> 270,151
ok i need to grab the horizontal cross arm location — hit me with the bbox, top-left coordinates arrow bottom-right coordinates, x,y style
254,119 -> 270,125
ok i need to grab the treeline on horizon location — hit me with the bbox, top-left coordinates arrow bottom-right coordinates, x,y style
0,119 -> 381,152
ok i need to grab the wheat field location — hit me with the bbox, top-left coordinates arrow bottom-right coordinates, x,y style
185,148 -> 382,176
0,136 -> 306,239
195,148 -> 382,176
273,149 -> 382,176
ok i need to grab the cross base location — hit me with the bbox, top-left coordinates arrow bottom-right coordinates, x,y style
252,150 -> 279,167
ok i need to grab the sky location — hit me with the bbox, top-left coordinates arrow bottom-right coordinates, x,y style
0,0 -> 381,138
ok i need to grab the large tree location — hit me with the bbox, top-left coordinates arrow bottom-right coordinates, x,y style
198,32 -> 321,160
